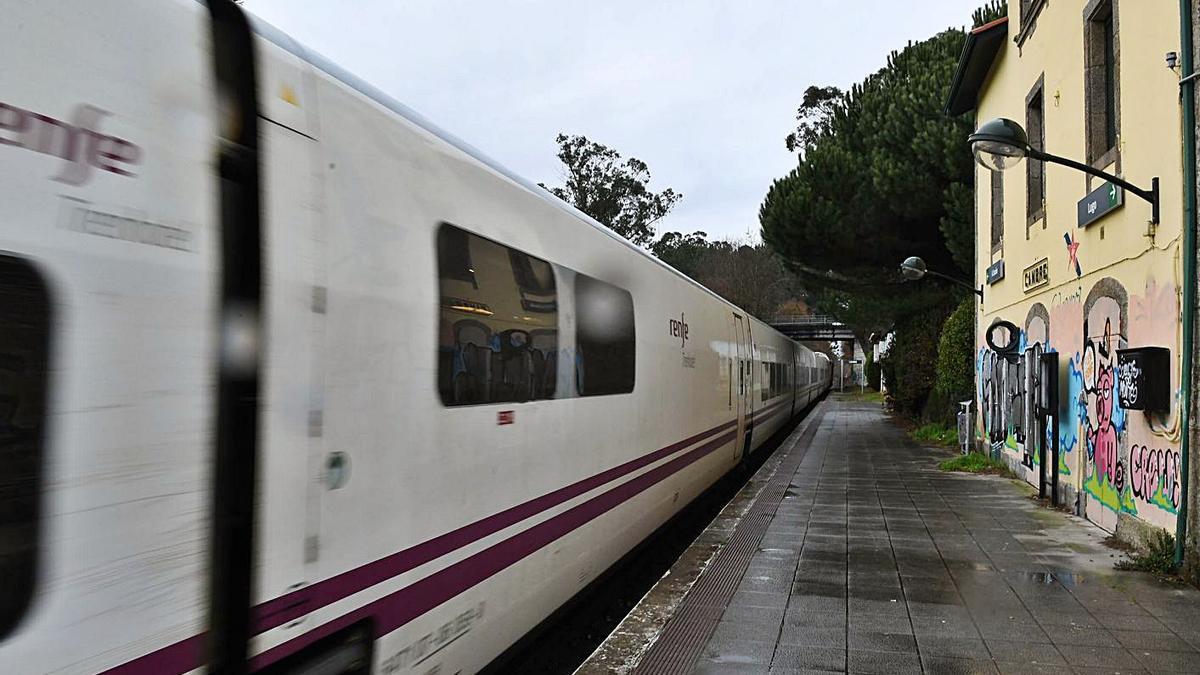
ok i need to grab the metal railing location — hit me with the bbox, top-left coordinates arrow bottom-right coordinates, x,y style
769,314 -> 843,326
768,314 -> 856,340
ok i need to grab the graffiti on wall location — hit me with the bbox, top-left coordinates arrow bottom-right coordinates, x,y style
1063,232 -> 1082,277
977,315 -> 1047,469
1129,444 -> 1181,513
978,275 -> 1180,531
1080,315 -> 1131,516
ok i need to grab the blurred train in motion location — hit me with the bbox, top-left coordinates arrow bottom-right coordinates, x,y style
0,1 -> 832,672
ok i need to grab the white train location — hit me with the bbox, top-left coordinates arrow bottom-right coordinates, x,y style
0,1 -> 832,672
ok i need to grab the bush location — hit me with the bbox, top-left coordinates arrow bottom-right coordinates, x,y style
879,303 -> 952,419
939,452 -> 1013,476
865,351 -> 881,390
919,298 -> 974,424
912,423 -> 958,446
935,298 -> 974,406
1115,530 -> 1178,575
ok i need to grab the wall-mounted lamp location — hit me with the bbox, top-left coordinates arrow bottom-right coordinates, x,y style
900,255 -> 984,302
969,117 -> 1160,223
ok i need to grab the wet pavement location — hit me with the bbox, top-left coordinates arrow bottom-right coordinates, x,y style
580,397 -> 1200,674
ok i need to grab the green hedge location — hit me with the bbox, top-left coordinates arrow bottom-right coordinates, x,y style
878,297 -> 971,424
879,307 -> 945,419
930,298 -> 974,423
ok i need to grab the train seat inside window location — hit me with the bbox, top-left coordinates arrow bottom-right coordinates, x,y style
530,328 -> 557,398
437,222 -> 635,405
438,223 -> 559,406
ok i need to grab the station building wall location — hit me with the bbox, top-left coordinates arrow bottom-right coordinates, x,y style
970,0 -> 1185,543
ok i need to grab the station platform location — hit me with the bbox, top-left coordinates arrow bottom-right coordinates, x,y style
577,397 -> 1200,675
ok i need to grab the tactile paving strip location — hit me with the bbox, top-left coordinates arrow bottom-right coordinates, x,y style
631,406 -> 826,675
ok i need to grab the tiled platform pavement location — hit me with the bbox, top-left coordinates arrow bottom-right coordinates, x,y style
614,398 -> 1200,674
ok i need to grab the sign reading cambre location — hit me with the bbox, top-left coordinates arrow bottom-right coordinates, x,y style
1023,258 -> 1049,293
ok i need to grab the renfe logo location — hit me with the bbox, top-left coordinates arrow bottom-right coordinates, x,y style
0,102 -> 141,185
669,312 -> 689,348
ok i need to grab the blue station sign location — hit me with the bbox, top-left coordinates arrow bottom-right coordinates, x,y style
1077,181 -> 1124,228
985,259 -> 1005,285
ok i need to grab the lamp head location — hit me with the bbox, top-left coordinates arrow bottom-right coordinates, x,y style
900,256 -> 927,281
968,117 -> 1031,172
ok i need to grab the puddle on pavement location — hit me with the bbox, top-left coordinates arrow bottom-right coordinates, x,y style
1009,570 -> 1086,586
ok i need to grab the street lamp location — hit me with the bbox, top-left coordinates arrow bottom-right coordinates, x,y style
969,117 -> 1160,224
900,255 -> 984,301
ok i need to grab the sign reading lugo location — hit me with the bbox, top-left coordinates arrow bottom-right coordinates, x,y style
1077,181 -> 1124,228
1023,258 -> 1049,293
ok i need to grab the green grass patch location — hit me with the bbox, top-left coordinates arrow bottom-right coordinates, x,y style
911,422 -> 958,447
938,452 -> 1014,476
842,389 -> 884,404
1115,530 -> 1178,575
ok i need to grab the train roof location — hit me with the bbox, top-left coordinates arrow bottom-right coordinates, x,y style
245,12 -> 796,341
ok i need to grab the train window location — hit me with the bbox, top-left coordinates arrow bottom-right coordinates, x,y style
575,274 -> 635,396
437,223 -> 558,406
0,254 -> 50,639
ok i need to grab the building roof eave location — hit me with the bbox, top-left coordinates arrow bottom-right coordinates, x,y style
945,17 -> 1009,116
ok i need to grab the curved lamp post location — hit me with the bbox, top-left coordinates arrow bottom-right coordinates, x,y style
969,117 -> 1160,224
901,255 -> 983,301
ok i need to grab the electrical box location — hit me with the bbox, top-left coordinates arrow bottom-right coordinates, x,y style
1115,347 -> 1170,412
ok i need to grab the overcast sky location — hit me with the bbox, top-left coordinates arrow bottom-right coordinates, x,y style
245,1 -> 981,242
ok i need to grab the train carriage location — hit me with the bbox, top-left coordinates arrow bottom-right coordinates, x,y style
0,1 -> 832,672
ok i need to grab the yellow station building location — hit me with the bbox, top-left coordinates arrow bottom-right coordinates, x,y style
947,0 -> 1186,542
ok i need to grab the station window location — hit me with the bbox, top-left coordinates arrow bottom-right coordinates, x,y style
1016,0 -> 1047,46
1025,76 -> 1046,230
990,170 -> 1004,253
437,223 -> 558,405
575,274 -> 635,396
1084,0 -> 1119,166
0,254 -> 50,639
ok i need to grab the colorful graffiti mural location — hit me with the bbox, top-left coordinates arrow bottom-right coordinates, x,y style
978,276 -> 1181,532
1081,314 -> 1130,522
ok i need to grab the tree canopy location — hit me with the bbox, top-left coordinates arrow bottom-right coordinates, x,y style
762,1 -> 1006,417
761,27 -> 985,334
542,135 -> 801,320
541,134 -> 681,247
652,231 -> 799,319
650,230 -> 718,280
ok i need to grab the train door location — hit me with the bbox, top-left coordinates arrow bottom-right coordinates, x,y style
791,349 -> 799,417
733,314 -> 751,459
254,33 -> 328,645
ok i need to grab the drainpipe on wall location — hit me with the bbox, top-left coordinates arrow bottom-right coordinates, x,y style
1176,0 -> 1197,571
